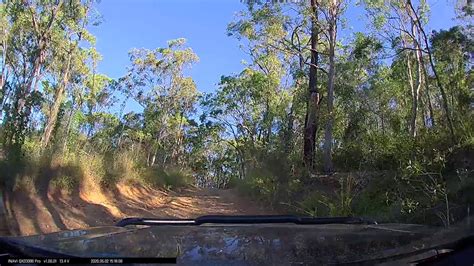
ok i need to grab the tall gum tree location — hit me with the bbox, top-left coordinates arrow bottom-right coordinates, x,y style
120,39 -> 199,167
41,0 -> 96,148
363,0 -> 456,142
2,0 -> 64,148
303,0 -> 322,170
322,0 -> 344,173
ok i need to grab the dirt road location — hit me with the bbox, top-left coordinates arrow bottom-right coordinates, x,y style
4,184 -> 275,236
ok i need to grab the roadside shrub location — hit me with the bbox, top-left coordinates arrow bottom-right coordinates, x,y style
143,166 -> 194,190
22,137 -> 42,160
235,167 -> 279,204
298,192 -> 332,217
46,157 -> 83,194
288,177 -> 303,194
333,143 -> 364,171
1,144 -> 41,193
225,175 -> 241,189
76,152 -> 106,186
49,175 -> 78,193
352,176 -> 400,222
0,145 -> 85,194
102,151 -> 142,187
164,168 -> 194,188
351,163 -> 474,226
232,151 -> 291,205
334,133 -> 413,171
299,175 -> 356,217
12,175 -> 37,193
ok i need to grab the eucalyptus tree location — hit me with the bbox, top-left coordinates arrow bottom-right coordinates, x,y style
0,2 -> 9,105
363,0 -> 455,141
1,0 -> 65,150
430,26 -> 474,138
186,119 -> 238,188
228,1 -> 292,150
232,0 -> 329,170
82,72 -> 114,139
319,0 -> 346,173
0,0 -> 102,156
201,71 -> 273,179
120,38 -> 199,167
41,0 -> 97,148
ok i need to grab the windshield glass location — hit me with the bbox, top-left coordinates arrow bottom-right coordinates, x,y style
0,0 -> 472,248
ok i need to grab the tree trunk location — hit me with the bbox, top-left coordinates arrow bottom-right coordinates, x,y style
284,100 -> 294,155
0,28 -> 8,99
62,107 -> 76,154
16,35 -> 47,117
41,50 -> 73,148
406,0 -> 455,142
420,56 -> 435,127
7,45 -> 43,146
0,64 -> 9,121
5,1 -> 62,148
147,150 -> 151,167
409,24 -> 423,138
414,51 -> 423,134
87,108 -> 94,138
405,48 -> 418,138
323,13 -> 336,174
151,148 -> 157,166
425,34 -> 455,141
116,97 -> 130,150
265,101 -> 272,145
303,0 -> 320,169
286,44 -> 305,156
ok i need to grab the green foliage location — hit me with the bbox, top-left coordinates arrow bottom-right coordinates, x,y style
353,175 -> 400,222
143,167 -> 194,190
0,140 -> 83,194
298,192 -> 332,217
298,175 -> 356,217
100,150 -> 140,187
49,175 -> 78,194
119,38 -> 200,167
237,168 -> 278,200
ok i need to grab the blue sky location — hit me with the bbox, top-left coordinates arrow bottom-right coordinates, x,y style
89,0 -> 458,115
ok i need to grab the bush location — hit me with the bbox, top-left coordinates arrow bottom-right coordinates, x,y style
298,192 -> 332,217
231,151 -> 291,205
164,168 -> 194,188
76,152 -> 105,187
143,166 -> 194,190
45,155 -> 83,194
352,176 -> 400,222
12,175 -> 37,193
235,167 -> 279,203
49,175 -> 78,193
1,143 -> 196,194
102,151 -> 142,187
334,133 -> 414,171
298,175 -> 356,217
0,145 -> 85,194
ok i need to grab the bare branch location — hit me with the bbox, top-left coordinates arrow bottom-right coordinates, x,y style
304,61 -> 328,74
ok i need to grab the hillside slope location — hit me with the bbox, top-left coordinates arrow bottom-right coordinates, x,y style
3,183 -> 275,236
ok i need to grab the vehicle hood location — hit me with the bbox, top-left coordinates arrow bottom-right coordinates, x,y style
1,222 -> 473,265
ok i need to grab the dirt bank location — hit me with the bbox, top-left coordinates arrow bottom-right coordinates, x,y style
3,183 -> 275,236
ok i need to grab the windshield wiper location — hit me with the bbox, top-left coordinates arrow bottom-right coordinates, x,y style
115,215 -> 377,227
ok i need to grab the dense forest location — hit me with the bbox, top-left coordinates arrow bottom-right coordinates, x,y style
0,0 -> 473,227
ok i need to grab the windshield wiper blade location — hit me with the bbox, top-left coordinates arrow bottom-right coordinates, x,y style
116,215 -> 377,227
